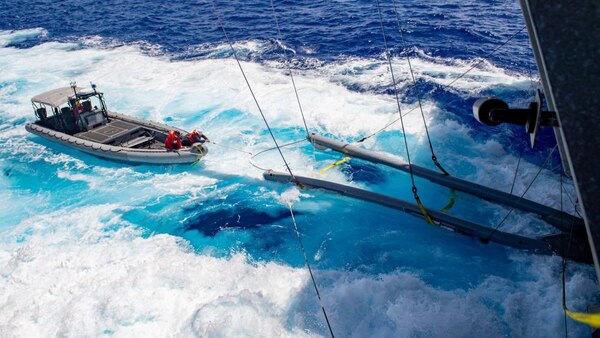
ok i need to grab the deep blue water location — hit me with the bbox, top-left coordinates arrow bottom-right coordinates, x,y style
1,0 -> 528,63
0,0 -> 596,337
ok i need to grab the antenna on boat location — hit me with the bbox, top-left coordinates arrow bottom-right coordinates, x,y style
88,81 -> 110,122
70,81 -> 77,96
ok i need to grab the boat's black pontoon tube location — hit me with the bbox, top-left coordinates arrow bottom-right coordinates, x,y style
308,133 -> 584,234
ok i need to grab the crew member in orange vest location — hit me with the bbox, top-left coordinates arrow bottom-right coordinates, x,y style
182,129 -> 209,146
165,130 -> 182,150
71,99 -> 85,120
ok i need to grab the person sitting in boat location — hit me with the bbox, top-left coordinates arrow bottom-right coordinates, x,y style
165,130 -> 182,150
182,129 -> 209,146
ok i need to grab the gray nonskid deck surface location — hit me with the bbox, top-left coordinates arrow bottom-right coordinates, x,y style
75,119 -> 142,143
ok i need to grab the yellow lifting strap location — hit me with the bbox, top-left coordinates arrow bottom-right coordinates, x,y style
191,145 -> 205,166
563,259 -> 600,328
319,157 -> 351,174
563,271 -> 600,327
440,189 -> 456,213
415,196 -> 436,225
564,309 -> 600,328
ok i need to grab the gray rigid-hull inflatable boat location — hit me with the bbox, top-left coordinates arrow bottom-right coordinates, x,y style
25,85 -> 207,164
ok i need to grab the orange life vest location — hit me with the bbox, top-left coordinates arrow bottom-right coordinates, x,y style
165,130 -> 182,150
187,130 -> 201,143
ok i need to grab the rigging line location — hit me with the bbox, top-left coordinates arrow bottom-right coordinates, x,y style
356,105 -> 418,143
210,1 -> 298,182
287,203 -> 335,338
249,138 -> 308,172
390,0 -> 449,176
509,149 -> 523,194
251,138 -> 308,160
375,0 -> 434,224
357,116 -> 401,143
268,0 -> 310,138
561,185 -> 583,219
557,172 -> 600,330
208,140 -> 253,155
560,172 -> 569,337
443,26 -> 526,90
249,158 -> 271,172
559,167 -> 600,329
374,0 -> 415,189
357,26 -> 526,145
484,144 -> 557,242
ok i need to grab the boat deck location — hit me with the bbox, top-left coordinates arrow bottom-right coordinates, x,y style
75,119 -> 143,144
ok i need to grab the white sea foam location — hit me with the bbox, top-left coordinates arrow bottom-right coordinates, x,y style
0,205 -> 595,337
57,168 -> 218,198
0,205 -> 313,337
0,28 -> 47,48
319,50 -> 534,96
185,39 -> 271,59
333,255 -> 595,337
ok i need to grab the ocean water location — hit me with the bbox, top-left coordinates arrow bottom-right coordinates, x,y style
0,0 -> 598,337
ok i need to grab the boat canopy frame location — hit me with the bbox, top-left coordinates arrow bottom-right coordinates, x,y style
30,84 -> 111,134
